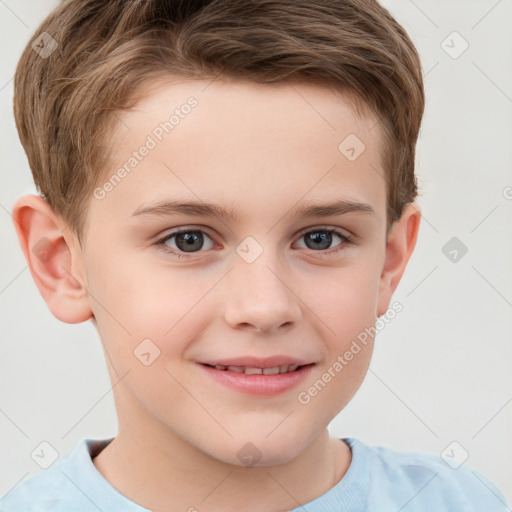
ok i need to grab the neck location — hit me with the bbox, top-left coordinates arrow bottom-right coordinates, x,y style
93,424 -> 351,512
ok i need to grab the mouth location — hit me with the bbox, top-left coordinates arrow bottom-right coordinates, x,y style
200,362 -> 313,375
196,359 -> 316,396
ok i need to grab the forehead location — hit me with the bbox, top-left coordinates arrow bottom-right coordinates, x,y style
87,78 -> 386,232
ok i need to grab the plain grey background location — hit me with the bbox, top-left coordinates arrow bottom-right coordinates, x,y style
1,0 -> 511,504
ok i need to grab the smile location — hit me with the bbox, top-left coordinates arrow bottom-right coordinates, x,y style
197,362 -> 316,396
203,363 -> 307,375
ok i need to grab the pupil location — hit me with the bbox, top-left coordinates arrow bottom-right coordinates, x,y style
305,232 -> 331,250
176,231 -> 203,252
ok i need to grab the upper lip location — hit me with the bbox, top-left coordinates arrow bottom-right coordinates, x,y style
197,356 -> 314,368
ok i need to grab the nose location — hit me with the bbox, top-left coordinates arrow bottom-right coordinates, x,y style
223,251 -> 303,334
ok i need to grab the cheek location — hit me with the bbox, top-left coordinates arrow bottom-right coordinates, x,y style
87,247 -> 201,327
310,262 -> 381,333
86,252 -> 221,368
302,264 -> 379,400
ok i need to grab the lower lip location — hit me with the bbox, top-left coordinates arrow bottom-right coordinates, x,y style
197,363 -> 315,396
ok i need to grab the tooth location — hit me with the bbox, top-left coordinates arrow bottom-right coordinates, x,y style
228,365 -> 244,373
263,366 -> 280,375
215,365 -> 227,370
279,365 -> 289,374
288,364 -> 298,372
244,367 -> 263,375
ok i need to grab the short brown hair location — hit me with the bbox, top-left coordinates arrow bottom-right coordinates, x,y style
13,0 -> 424,243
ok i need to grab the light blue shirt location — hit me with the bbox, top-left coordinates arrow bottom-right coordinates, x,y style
1,437 -> 509,511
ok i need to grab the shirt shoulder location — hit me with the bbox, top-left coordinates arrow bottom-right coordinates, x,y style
0,458 -> 84,512
354,438 -> 510,512
0,438 -> 148,512
289,438 -> 510,512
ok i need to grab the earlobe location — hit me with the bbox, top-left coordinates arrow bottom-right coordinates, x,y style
12,194 -> 93,324
376,203 -> 421,317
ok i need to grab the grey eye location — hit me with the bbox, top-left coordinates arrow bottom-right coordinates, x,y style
297,230 -> 345,251
164,230 -> 214,253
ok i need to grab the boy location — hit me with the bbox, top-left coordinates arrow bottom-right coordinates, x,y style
1,0 -> 509,510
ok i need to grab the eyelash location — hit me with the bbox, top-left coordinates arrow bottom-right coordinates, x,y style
154,227 -> 354,260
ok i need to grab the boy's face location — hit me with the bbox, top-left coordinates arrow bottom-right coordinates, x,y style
63,79 -> 415,465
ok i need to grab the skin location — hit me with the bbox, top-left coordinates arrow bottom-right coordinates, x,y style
13,78 -> 420,512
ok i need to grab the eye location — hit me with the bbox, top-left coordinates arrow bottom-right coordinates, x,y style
295,228 -> 352,254
155,226 -> 353,259
156,229 -> 215,256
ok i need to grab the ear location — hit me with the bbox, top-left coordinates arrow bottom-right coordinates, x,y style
377,203 -> 421,316
12,194 -> 93,324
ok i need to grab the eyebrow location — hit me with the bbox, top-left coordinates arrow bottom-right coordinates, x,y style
131,198 -> 375,221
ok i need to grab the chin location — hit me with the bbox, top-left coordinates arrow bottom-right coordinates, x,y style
206,431 -> 311,468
